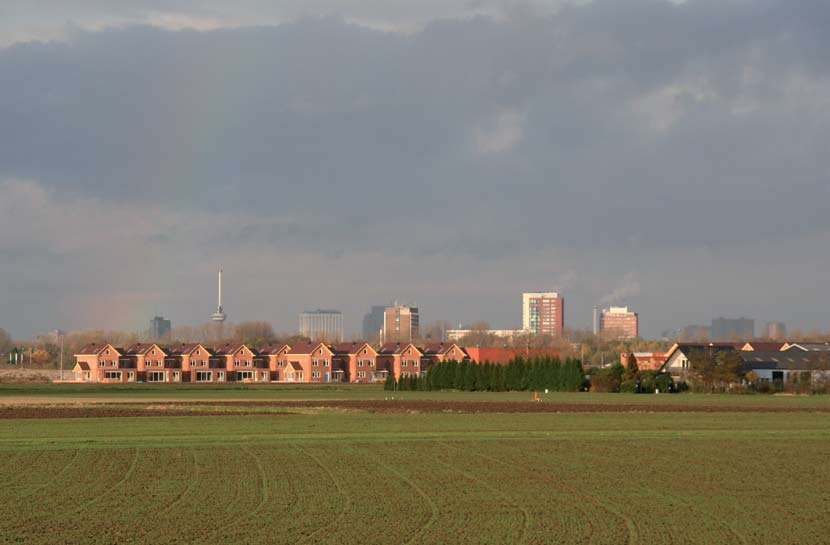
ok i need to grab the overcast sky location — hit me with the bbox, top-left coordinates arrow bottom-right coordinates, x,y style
2,0 -> 829,339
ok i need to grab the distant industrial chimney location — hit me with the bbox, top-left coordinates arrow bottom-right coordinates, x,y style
592,306 -> 599,335
211,269 -> 227,323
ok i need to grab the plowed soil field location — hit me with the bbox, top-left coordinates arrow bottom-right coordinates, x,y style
1,397 -> 830,544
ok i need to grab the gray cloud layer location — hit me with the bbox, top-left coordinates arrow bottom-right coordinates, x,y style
2,0 -> 829,337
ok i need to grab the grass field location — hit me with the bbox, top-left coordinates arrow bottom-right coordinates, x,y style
2,387 -> 830,544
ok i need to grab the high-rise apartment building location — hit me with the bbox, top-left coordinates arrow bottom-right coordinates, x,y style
299,310 -> 344,342
711,317 -> 754,340
522,292 -> 564,336
149,316 -> 171,339
362,305 -> 386,342
600,306 -> 639,340
766,321 -> 787,340
382,304 -> 419,343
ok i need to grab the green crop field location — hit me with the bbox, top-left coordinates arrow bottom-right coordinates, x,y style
1,390 -> 830,544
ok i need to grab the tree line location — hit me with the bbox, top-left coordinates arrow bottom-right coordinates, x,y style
385,357 -> 586,392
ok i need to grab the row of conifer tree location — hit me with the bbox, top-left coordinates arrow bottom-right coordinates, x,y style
383,357 -> 585,392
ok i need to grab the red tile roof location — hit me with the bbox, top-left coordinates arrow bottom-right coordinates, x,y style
331,342 -> 375,355
378,343 -> 422,356
287,342 -> 329,355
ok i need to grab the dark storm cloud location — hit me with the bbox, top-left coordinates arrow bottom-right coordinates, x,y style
2,0 -> 830,336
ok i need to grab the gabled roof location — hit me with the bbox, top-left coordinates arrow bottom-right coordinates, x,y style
330,342 -> 376,356
783,342 -> 830,352
287,342 -> 331,355
259,343 -> 291,355
168,343 -> 214,356
76,343 -> 122,356
214,343 -> 260,356
740,351 -> 830,371
74,362 -> 91,371
741,342 -> 785,352
419,343 -> 467,357
665,342 -> 740,358
126,343 -> 169,356
288,361 -> 303,371
378,343 -> 423,356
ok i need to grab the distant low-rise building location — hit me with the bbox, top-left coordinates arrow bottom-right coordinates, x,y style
445,328 -> 526,342
660,343 -> 741,380
619,352 -> 667,371
740,350 -> 830,383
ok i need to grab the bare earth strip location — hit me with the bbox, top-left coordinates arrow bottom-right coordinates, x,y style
3,399 -> 830,419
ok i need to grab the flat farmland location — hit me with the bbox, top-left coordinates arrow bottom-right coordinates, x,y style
1,393 -> 830,544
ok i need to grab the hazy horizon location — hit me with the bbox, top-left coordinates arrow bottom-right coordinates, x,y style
2,0 -> 829,339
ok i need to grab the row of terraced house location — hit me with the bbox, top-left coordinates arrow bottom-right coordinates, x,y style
72,341 -> 473,384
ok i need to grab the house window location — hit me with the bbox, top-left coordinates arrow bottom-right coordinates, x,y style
105,350 -> 110,355
312,372 -> 321,379
217,372 -> 225,382
234,360 -> 240,367
128,372 -> 135,382
196,371 -> 212,382
357,360 -> 364,367
173,372 -> 180,382
402,361 -> 407,367
312,359 -> 319,367
110,360 -> 116,367
104,371 -> 122,380
357,371 -> 366,379
368,360 -> 374,367
246,360 -> 251,367
236,371 -> 254,381
277,360 -> 284,367
323,359 -> 329,367
196,350 -> 201,355
147,371 -> 165,382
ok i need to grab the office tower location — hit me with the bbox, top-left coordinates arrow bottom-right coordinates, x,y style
299,310 -> 344,342
382,304 -> 419,343
600,306 -> 639,340
522,292 -> 564,336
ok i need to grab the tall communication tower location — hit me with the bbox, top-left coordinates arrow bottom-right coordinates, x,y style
212,269 -> 227,323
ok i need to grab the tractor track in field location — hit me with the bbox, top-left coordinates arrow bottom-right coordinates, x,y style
294,444 -> 353,545
374,455 -> 440,545
439,440 -> 532,545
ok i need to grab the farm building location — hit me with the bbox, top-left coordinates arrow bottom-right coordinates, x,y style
739,350 -> 830,383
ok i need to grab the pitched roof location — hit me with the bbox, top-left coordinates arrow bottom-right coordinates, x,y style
74,362 -> 91,371
288,361 -> 303,371
741,342 -> 785,352
168,343 -> 213,356
419,343 -> 467,357
286,342 -> 330,355
76,343 -> 121,356
213,343 -> 260,356
259,343 -> 291,355
786,342 -> 830,352
126,343 -> 169,356
330,342 -> 375,356
378,343 -> 422,356
740,350 -> 830,371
